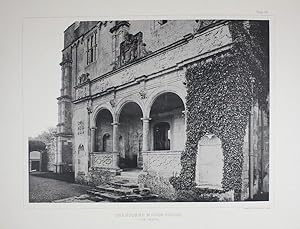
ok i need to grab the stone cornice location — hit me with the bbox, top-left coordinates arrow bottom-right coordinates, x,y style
59,59 -> 72,67
89,21 -> 228,86
55,132 -> 73,137
72,43 -> 232,105
57,95 -> 72,101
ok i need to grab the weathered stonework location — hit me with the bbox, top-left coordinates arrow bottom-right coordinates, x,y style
57,20 -> 269,201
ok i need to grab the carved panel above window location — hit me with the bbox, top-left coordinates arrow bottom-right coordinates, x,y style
78,73 -> 89,85
77,121 -> 84,135
115,32 -> 151,68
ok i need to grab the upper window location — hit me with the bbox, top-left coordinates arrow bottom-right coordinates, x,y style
87,33 -> 97,65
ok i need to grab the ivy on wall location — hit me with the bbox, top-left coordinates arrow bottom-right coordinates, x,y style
170,20 -> 269,200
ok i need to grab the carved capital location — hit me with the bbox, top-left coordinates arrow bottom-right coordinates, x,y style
87,100 -> 93,114
141,117 -> 152,122
139,89 -> 147,99
109,98 -> 116,107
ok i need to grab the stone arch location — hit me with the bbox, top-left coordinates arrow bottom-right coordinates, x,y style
92,102 -> 114,127
115,97 -> 145,123
94,107 -> 114,152
145,85 -> 186,118
116,99 -> 144,169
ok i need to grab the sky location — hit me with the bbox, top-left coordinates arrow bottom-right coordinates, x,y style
23,18 -> 75,138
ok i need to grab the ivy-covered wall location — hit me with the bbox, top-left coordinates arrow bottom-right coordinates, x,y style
170,20 -> 269,201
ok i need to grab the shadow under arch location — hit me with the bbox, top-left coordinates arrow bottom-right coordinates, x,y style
145,86 -> 186,118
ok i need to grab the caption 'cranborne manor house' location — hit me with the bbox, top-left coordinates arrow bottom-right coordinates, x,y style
54,20 -> 269,201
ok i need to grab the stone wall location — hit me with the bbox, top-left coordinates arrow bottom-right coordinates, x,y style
241,103 -> 269,200
75,167 -> 116,186
138,171 -> 177,200
46,137 -> 57,172
62,139 -> 73,172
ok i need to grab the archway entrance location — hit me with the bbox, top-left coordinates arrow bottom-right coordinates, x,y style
150,92 -> 185,151
95,109 -> 113,152
118,102 -> 143,169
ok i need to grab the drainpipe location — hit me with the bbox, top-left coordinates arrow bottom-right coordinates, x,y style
249,76 -> 255,200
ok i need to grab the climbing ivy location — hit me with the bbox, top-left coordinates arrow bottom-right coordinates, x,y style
170,20 -> 269,200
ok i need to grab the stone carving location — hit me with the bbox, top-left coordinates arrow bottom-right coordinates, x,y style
109,98 -> 116,107
87,100 -> 93,114
92,154 -> 113,168
143,151 -> 182,176
93,78 -> 111,94
120,32 -> 150,66
76,85 -> 89,99
77,121 -> 84,135
139,89 -> 147,99
78,73 -> 89,85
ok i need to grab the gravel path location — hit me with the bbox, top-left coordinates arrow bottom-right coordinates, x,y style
29,174 -> 90,203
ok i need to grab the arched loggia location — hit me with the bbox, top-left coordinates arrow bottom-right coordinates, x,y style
95,109 -> 114,152
118,102 -> 143,169
149,92 -> 185,151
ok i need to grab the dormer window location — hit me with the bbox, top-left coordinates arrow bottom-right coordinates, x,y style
87,32 -> 97,65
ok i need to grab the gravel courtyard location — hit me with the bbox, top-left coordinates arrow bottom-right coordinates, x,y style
29,174 -> 90,203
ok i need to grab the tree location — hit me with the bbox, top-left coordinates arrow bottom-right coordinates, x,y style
34,127 -> 57,146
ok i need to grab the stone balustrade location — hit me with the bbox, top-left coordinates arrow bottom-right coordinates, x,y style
91,152 -> 119,170
142,150 -> 182,177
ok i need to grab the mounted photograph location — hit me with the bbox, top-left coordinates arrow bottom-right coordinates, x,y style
25,19 -> 270,203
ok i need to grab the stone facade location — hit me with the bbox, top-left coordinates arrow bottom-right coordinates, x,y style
57,20 -> 269,201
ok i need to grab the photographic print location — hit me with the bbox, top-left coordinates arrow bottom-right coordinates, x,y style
26,19 -> 270,203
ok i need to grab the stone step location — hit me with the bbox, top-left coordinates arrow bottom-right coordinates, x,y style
108,181 -> 139,189
87,195 -> 105,202
111,175 -> 138,184
118,194 -> 159,202
86,186 -> 158,202
95,185 -> 133,195
97,192 -> 124,201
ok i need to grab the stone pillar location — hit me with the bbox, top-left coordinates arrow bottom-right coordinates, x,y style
56,137 -> 63,173
91,127 -> 96,152
112,122 -> 120,152
141,118 -> 151,151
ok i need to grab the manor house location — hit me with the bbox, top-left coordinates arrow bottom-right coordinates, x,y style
55,20 -> 269,201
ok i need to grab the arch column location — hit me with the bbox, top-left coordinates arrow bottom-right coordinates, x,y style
141,118 -> 151,151
90,127 -> 97,152
111,122 -> 120,152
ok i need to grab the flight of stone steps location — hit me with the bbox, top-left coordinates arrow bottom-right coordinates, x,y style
86,173 -> 158,202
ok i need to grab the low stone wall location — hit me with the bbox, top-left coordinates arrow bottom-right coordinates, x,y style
75,167 -> 116,186
91,152 -> 119,169
142,150 -> 182,177
175,188 -> 234,202
138,171 -> 177,200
